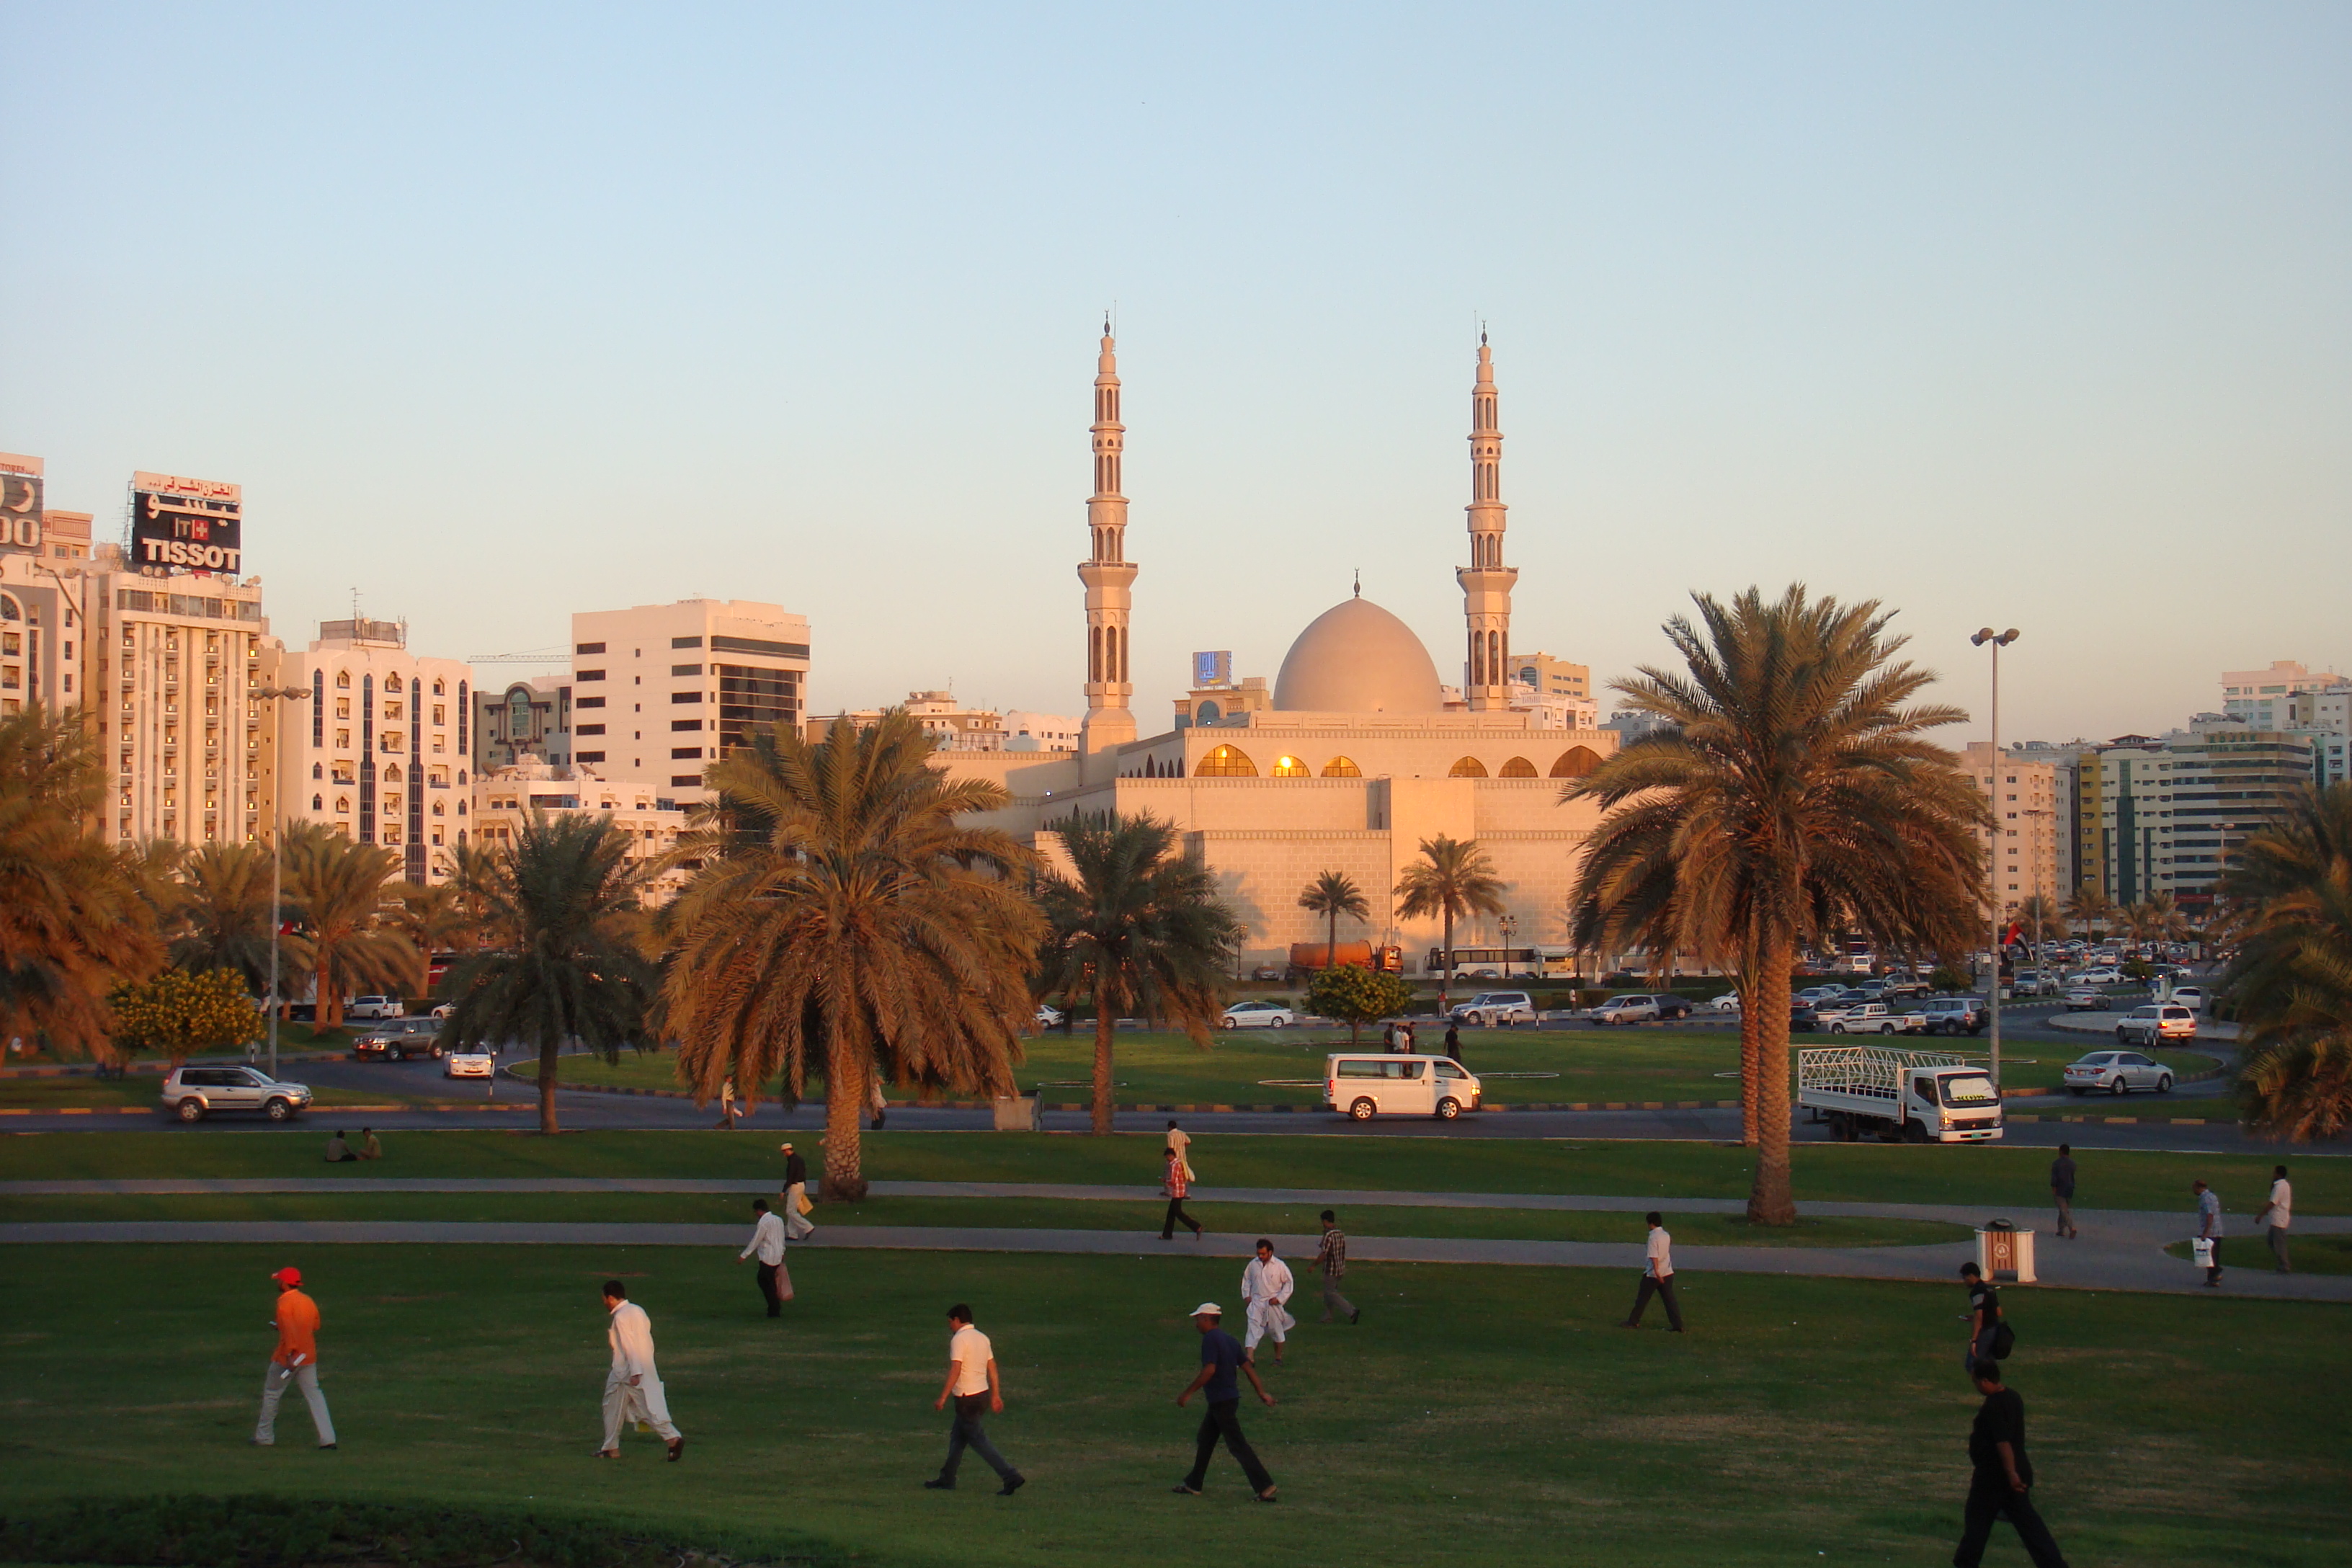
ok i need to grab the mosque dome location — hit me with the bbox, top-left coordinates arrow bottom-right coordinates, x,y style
1272,596 -> 1446,713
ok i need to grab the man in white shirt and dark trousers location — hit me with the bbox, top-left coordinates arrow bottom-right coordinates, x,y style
925,1304 -> 1024,1496
1620,1212 -> 1684,1332
2256,1164 -> 2292,1273
1240,1240 -> 1296,1366
597,1280 -> 683,1461
2193,1180 -> 2225,1287
736,1198 -> 793,1317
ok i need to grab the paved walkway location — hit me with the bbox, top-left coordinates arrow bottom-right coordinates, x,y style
4,1178 -> 2344,1301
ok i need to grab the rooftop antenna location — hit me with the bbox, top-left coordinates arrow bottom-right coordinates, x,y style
1353,568 -> 1361,599
349,587 -> 362,620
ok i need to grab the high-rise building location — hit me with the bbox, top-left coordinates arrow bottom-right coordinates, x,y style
0,453 -> 93,718
269,618 -> 476,882
2220,661 -> 2339,729
1508,651 -> 1589,703
568,597 -> 808,803
1963,743 -> 2066,921
2071,722 -> 2313,914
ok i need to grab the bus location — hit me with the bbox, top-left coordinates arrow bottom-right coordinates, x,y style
1426,946 -> 1541,979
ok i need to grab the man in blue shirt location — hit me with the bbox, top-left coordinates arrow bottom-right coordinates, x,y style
1172,1302 -> 1277,1502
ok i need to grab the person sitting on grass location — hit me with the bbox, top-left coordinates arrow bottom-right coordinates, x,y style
323,1131 -> 355,1163
356,1127 -> 383,1161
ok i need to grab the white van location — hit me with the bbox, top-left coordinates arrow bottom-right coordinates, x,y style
1324,1054 -> 1483,1121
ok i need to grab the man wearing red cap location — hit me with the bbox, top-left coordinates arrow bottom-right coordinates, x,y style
254,1267 -> 337,1449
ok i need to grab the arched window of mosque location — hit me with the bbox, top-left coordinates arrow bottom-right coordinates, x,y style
1272,754 -> 1310,778
311,762 -> 323,780
1500,757 -> 1538,778
1550,746 -> 1600,779
0,594 -> 18,621
1321,755 -> 1362,778
1196,744 -> 1256,778
1197,700 -> 1221,723
1448,756 -> 1489,778
311,794 -> 324,811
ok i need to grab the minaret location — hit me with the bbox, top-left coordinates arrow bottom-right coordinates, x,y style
1456,331 -> 1518,710
1079,321 -> 1139,760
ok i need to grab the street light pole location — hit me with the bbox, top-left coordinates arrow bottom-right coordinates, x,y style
1972,628 -> 2020,1090
253,684 -> 311,1079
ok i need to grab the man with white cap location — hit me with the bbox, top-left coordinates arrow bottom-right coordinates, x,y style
254,1266 -> 336,1449
1173,1302 -> 1276,1502
597,1280 -> 683,1461
1239,1239 -> 1296,1365
779,1142 -> 815,1239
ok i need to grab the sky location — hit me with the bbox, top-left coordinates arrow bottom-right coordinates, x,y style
4,2 -> 2348,743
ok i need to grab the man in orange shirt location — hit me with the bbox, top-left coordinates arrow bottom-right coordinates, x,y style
254,1266 -> 337,1449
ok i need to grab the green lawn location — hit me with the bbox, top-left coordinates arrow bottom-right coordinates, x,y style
2163,1235 -> 2352,1275
0,1189 -> 1966,1248
0,1129 -> 2338,1216
0,1242 -> 2340,1565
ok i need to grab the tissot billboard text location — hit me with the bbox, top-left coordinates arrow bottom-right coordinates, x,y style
130,471 -> 242,572
0,453 -> 42,553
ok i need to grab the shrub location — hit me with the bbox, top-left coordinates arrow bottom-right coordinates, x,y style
1306,963 -> 1417,1045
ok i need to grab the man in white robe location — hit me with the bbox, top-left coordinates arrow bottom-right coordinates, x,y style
1239,1239 -> 1296,1365
597,1280 -> 683,1461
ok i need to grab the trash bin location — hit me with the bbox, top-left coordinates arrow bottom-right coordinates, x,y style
1976,1218 -> 2037,1284
992,1094 -> 1038,1132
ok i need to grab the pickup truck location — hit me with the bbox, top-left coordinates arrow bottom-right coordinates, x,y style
1819,1002 -> 1925,1035
1799,1046 -> 2003,1143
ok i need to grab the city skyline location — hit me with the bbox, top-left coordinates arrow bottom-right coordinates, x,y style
4,4 -> 2347,739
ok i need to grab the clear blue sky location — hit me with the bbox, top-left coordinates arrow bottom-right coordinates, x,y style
5,3 -> 2347,741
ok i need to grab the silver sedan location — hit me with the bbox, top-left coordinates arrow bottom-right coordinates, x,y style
2062,1050 -> 2175,1097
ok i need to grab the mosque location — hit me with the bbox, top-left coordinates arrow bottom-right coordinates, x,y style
940,330 -> 1618,974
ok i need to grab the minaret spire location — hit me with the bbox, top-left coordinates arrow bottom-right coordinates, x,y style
1079,322 -> 1139,761
1457,332 -> 1517,710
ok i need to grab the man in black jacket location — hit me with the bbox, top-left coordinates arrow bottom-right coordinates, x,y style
779,1142 -> 816,1239
1955,1362 -> 2070,1568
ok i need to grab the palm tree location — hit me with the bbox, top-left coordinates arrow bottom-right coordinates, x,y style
391,881 -> 481,994
1564,586 -> 1987,1224
439,841 -> 511,949
1297,870 -> 1370,969
2216,783 -> 2352,1140
1394,835 -> 1505,1013
280,823 -> 414,1029
0,704 -> 163,1060
1035,811 -> 1243,1136
2063,886 -> 2114,943
442,813 -> 655,1136
170,841 -> 278,994
660,712 -> 1044,1198
2014,892 -> 2068,948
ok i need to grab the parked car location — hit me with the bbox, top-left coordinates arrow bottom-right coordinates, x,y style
1879,976 -> 1931,1000
1450,991 -> 1536,1026
2116,1003 -> 2198,1046
1249,965 -> 1286,982
1796,986 -> 1845,1004
2062,1049 -> 2175,1096
161,1065 -> 313,1123
429,1002 -> 456,1020
1916,996 -> 1988,1036
2073,967 -> 2123,986
1324,1053 -> 1484,1121
1789,1004 -> 1825,1033
1033,1004 -> 1066,1028
1822,1002 -> 1925,1036
353,1017 -> 445,1061
346,995 -> 406,1021
2060,986 -> 2106,1011
2167,986 -> 2209,1011
1707,992 -> 1742,1013
443,1043 -> 498,1079
1590,994 -> 1660,1025
1221,1001 -> 1296,1028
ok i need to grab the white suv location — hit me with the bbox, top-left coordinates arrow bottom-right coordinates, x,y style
160,1065 -> 314,1123
347,996 -> 406,1021
1451,992 -> 1536,1026
2117,1004 -> 2197,1046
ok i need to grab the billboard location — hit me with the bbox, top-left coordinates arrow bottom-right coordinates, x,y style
130,471 -> 242,573
1193,649 -> 1232,689
0,453 -> 40,555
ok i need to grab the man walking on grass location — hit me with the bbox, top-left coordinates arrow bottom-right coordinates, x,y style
254,1266 -> 336,1450
597,1280 -> 682,1461
1159,1144 -> 1203,1240
737,1198 -> 793,1317
1620,1212 -> 1684,1332
2048,1144 -> 2078,1239
1314,1210 -> 1359,1324
925,1304 -> 1024,1496
1954,1360 -> 2070,1568
1240,1239 -> 1296,1365
779,1143 -> 816,1239
2194,1180 -> 2225,1287
2256,1164 -> 2292,1273
1173,1304 -> 1276,1502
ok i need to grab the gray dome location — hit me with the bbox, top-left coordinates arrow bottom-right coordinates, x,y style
1272,597 -> 1444,713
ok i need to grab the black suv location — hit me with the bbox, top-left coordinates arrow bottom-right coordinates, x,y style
353,1017 -> 446,1061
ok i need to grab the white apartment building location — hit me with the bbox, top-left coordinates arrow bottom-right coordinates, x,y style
569,598 -> 809,803
267,618 -> 476,883
2219,660 -> 2350,789
473,755 -> 691,903
1004,709 -> 1080,752
1963,743 -> 2065,918
0,517 -> 93,717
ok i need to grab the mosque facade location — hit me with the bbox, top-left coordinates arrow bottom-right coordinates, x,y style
940,331 -> 1617,973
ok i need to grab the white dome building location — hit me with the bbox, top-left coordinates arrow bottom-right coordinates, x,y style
1272,596 -> 1445,713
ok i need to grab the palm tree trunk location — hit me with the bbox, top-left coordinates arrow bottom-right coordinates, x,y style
1747,939 -> 1798,1225
1090,981 -> 1118,1136
1737,976 -> 1761,1149
1327,907 -> 1339,969
537,1035 -> 561,1136
824,1027 -> 868,1203
318,957 -> 338,1030
1438,907 -> 1454,1014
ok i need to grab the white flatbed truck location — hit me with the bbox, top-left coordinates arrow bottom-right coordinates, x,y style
1797,1046 -> 2004,1144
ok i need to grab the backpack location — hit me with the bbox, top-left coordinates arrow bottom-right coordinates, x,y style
1990,1320 -> 2016,1360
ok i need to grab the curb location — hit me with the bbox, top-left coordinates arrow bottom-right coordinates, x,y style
531,1077 -> 1750,1115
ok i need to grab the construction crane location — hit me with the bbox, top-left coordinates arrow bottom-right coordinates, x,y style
465,646 -> 569,664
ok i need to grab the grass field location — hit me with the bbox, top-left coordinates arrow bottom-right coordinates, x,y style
507,1029 -> 2214,1106
2,1242 -> 2343,1566
0,1189 -> 1967,1247
0,1129 -> 2338,1216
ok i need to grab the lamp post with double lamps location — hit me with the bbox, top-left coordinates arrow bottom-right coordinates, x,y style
1970,628 -> 2020,1089
251,684 -> 312,1079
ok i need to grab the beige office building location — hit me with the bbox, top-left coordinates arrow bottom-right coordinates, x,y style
569,598 -> 809,803
473,755 -> 690,903
1962,742 -> 2064,924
